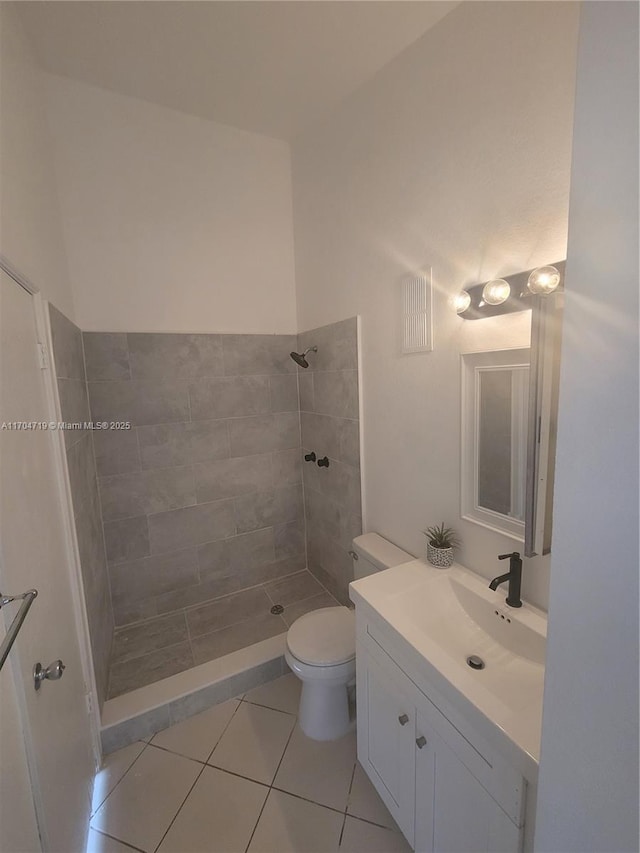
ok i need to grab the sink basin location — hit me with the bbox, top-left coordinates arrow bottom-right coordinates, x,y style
392,567 -> 546,665
349,558 -> 547,765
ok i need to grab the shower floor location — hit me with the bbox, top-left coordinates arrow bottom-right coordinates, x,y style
107,569 -> 338,699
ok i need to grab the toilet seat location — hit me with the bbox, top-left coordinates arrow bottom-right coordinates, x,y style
286,606 -> 355,667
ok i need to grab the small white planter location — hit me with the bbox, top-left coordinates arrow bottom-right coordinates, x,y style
426,543 -> 454,568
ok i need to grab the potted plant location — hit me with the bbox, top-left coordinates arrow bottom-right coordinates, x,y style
423,523 -> 459,568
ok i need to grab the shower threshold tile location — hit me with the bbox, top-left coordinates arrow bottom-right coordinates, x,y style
191,612 -> 287,666
108,641 -> 194,699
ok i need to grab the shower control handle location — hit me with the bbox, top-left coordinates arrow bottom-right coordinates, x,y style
317,456 -> 329,468
304,452 -> 316,463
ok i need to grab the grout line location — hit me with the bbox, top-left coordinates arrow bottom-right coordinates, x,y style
244,787 -> 272,853
205,694 -> 244,764
146,694 -> 246,853
338,811 -> 348,847
242,712 -> 298,853
90,827 -> 146,852
145,741 -> 207,766
240,697 -> 297,717
205,761 -> 272,790
109,636 -> 191,670
269,785 -> 351,818
269,714 -> 297,786
345,810 -> 404,832
91,740 -> 149,818
346,760 -> 357,802
152,762 -> 208,853
339,760 -> 357,845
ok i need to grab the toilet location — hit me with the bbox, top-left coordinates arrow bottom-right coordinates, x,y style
285,533 -> 412,741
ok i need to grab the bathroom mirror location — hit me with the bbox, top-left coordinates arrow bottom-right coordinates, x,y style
461,293 -> 564,555
461,348 -> 530,540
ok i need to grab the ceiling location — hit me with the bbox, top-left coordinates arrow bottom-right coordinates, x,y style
16,1 -> 459,141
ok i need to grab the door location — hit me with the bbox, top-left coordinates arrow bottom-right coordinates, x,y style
0,270 -> 95,852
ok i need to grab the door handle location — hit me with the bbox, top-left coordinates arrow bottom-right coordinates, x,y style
398,713 -> 409,726
33,659 -> 65,691
416,735 -> 427,749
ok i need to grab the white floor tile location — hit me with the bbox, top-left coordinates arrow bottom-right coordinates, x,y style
151,699 -> 239,761
209,701 -> 296,784
243,673 -> 301,715
91,745 -> 201,852
347,762 -> 396,829
339,816 -> 412,852
157,765 -> 268,853
91,742 -> 146,816
86,828 -> 141,853
273,725 -> 357,812
247,789 -> 343,853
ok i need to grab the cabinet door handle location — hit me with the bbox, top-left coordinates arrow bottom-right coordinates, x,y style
398,714 -> 409,726
416,735 -> 427,749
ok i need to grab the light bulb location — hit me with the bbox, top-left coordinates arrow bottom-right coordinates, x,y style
453,291 -> 471,314
527,265 -> 560,295
482,279 -> 510,306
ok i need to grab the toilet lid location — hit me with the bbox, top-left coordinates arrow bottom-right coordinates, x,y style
287,606 -> 355,666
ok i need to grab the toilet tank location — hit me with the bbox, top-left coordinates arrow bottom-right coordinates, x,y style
351,533 -> 412,580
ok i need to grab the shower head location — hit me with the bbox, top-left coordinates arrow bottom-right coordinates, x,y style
289,346 -> 317,369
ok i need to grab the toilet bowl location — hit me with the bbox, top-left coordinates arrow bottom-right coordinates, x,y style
285,533 -> 412,741
285,606 -> 355,741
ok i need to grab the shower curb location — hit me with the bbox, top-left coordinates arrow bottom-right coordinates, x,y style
100,635 -> 287,754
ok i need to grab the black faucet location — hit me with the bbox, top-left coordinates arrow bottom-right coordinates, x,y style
489,552 -> 523,608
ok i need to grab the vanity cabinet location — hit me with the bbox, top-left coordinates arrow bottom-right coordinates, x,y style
357,624 -> 525,853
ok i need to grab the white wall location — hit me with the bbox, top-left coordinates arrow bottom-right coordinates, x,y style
534,3 -> 639,851
0,6 -> 74,318
292,1 -> 579,609
44,74 -> 297,334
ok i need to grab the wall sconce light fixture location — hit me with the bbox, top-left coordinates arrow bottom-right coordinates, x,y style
482,279 -> 511,306
453,291 -> 472,314
455,262 -> 564,320
527,265 -> 562,295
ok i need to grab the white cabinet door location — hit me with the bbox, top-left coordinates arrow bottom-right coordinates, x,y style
425,728 -> 521,853
359,649 -> 416,844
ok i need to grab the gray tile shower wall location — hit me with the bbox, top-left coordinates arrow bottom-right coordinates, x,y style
297,318 -> 362,603
84,332 -> 305,629
48,305 -> 114,709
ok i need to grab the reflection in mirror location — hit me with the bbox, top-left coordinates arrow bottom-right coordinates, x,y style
477,367 -> 529,520
461,349 -> 530,541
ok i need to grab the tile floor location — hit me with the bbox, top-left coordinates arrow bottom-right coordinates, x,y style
108,571 -> 338,698
89,673 -> 410,853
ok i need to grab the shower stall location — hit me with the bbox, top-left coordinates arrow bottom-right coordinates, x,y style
47,308 -> 362,749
